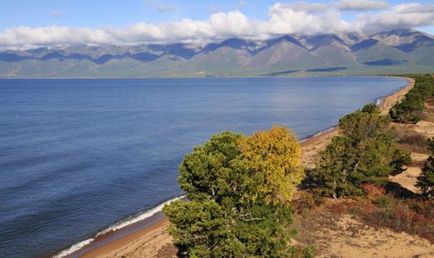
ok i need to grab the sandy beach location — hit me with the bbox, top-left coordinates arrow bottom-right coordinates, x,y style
80,218 -> 173,258
64,76 -> 434,258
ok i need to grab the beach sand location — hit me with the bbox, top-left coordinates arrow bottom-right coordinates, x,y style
80,218 -> 174,258
69,77 -> 434,258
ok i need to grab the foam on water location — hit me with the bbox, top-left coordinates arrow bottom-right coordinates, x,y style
53,196 -> 185,258
53,238 -> 94,258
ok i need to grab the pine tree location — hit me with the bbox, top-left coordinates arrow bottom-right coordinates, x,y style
428,138 -> 434,155
389,75 -> 434,123
164,127 -> 304,257
312,104 -> 411,198
417,157 -> 434,199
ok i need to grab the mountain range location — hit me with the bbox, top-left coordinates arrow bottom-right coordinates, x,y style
0,28 -> 433,78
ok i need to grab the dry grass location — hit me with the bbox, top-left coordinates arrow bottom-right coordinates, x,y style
394,124 -> 430,154
293,187 -> 434,244
291,190 -> 434,257
421,97 -> 434,123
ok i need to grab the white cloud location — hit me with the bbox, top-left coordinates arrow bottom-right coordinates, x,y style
391,2 -> 434,13
107,11 -> 253,44
356,3 -> 434,33
0,26 -> 111,47
260,3 -> 350,36
337,0 -> 389,11
0,1 -> 433,49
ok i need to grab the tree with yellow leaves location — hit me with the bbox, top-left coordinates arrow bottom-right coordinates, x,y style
238,127 -> 304,204
164,127 -> 305,257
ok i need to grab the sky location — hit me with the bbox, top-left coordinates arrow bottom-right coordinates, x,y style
1,0 -> 434,48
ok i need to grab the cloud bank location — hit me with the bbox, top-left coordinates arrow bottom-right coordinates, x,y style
1,1 -> 433,49
337,0 -> 389,11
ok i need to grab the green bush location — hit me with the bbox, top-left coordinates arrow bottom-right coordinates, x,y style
292,191 -> 317,213
374,195 -> 391,209
429,138 -> 434,155
417,156 -> 434,199
302,245 -> 315,258
390,75 -> 434,123
312,104 -> 411,198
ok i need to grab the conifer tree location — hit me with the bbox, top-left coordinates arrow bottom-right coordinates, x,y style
389,75 -> 434,123
312,104 -> 411,198
417,138 -> 434,199
428,138 -> 434,154
417,157 -> 434,199
164,127 -> 304,257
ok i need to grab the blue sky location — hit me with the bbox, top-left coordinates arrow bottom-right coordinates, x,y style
0,0 -> 433,30
0,0 -> 433,48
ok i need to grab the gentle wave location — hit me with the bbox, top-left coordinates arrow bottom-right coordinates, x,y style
52,238 -> 94,258
53,195 -> 185,258
375,96 -> 384,106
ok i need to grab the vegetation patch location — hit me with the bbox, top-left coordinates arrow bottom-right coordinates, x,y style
164,127 -> 309,257
292,188 -> 434,244
390,75 -> 434,123
417,138 -> 434,199
307,103 -> 411,198
394,125 -> 430,154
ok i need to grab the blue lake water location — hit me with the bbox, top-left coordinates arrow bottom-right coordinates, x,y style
0,77 -> 407,257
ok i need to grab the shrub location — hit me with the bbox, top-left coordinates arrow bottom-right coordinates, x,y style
362,183 -> 385,199
361,103 -> 380,114
429,138 -> 434,155
302,245 -> 315,258
390,75 -> 434,124
361,198 -> 434,241
374,195 -> 391,209
292,191 -> 317,213
417,156 -> 434,199
312,104 -> 411,198
322,195 -> 434,242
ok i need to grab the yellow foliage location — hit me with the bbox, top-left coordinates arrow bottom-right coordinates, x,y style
238,126 -> 304,204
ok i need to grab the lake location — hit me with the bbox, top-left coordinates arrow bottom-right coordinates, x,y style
0,77 -> 408,257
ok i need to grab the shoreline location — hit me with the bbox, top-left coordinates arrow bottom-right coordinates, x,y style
0,74 -> 414,80
57,197 -> 184,258
56,76 -> 415,258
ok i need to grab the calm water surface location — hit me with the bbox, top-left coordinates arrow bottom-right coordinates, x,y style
0,77 -> 407,257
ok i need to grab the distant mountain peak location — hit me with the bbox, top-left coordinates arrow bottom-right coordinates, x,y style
372,28 -> 433,40
371,28 -> 434,52
266,35 -> 305,50
0,28 -> 433,78
299,34 -> 348,51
